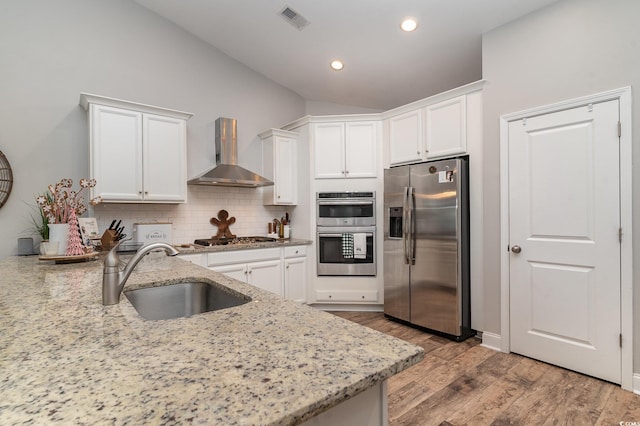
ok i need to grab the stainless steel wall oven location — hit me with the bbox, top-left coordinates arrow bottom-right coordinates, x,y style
316,192 -> 375,227
316,192 -> 376,276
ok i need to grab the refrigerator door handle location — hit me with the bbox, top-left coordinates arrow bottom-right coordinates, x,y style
407,186 -> 416,265
402,186 -> 410,264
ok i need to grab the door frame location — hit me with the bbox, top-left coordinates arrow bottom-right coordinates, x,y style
499,87 -> 633,390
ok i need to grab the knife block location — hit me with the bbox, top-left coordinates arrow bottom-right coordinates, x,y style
100,230 -> 119,251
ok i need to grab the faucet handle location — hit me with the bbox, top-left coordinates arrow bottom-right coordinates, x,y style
104,238 -> 131,270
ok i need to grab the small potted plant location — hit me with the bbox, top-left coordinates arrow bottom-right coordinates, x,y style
35,178 -> 101,255
28,190 -> 52,253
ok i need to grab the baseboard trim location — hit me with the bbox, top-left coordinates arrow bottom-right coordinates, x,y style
633,373 -> 640,395
480,331 -> 502,352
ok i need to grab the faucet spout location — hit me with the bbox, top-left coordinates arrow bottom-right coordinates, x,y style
102,240 -> 179,305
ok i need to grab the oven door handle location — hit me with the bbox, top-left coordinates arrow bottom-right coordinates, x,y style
317,200 -> 373,206
318,233 -> 373,238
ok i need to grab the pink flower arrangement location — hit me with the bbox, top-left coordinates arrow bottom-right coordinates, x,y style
36,178 -> 102,224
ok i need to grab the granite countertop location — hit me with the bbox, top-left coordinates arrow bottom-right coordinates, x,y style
0,254 -> 423,425
176,238 -> 312,254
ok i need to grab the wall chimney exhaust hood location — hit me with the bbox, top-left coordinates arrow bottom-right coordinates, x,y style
188,117 -> 273,188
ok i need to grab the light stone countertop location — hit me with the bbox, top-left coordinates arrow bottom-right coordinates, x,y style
0,253 -> 423,425
175,238 -> 312,254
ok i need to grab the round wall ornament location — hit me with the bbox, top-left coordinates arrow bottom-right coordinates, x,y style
0,150 -> 13,209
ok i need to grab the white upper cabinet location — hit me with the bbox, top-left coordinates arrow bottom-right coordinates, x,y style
388,109 -> 424,165
313,122 -> 345,178
425,95 -> 466,159
89,104 -> 143,201
80,93 -> 192,203
344,121 -> 378,178
143,113 -> 188,202
314,120 -> 377,179
385,83 -> 482,167
260,129 -> 297,205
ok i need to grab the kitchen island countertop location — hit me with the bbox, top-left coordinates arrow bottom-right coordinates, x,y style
0,254 -> 422,425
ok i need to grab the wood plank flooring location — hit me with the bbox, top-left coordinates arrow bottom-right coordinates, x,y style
331,311 -> 640,425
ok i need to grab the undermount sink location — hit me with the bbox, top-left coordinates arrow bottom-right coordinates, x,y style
124,281 -> 250,320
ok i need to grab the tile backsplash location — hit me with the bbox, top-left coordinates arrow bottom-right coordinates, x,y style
92,186 -> 290,244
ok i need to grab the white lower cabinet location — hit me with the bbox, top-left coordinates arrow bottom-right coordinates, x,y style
212,260 -> 283,295
284,246 -> 307,303
210,263 -> 247,282
203,246 -> 307,301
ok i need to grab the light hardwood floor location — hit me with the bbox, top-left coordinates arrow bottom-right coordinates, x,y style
332,311 -> 640,425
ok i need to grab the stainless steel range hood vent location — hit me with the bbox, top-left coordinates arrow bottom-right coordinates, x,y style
188,117 -> 273,188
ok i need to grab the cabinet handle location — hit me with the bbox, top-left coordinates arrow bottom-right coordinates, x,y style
345,170 -> 349,175
249,270 -> 253,274
277,195 -> 281,199
416,151 -> 420,155
144,191 -> 148,195
138,190 -> 142,194
286,265 -> 290,269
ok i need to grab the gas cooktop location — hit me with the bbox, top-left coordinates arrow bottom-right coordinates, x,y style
193,236 -> 277,247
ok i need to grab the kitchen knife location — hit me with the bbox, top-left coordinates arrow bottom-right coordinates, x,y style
114,220 -> 122,231
108,220 -> 117,230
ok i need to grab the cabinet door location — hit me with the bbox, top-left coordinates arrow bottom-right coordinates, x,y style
425,95 -> 466,159
90,104 -> 143,201
143,113 -> 187,202
345,121 -> 377,178
388,109 -> 424,166
210,263 -> 248,283
248,260 -> 283,296
284,257 -> 307,303
314,122 -> 346,178
274,135 -> 296,204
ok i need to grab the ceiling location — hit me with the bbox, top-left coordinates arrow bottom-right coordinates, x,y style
135,0 -> 560,110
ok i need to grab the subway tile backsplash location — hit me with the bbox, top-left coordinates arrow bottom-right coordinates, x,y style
92,186 -> 289,244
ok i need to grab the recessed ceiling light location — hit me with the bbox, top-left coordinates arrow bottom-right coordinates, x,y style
330,60 -> 344,71
401,18 -> 418,32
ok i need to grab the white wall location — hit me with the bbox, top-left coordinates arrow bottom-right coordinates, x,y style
305,100 -> 383,116
482,0 -> 640,368
0,0 -> 305,258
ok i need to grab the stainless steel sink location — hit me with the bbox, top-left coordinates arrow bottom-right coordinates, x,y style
124,281 -> 250,320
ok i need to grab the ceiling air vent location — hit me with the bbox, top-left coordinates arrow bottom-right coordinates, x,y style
279,6 -> 310,30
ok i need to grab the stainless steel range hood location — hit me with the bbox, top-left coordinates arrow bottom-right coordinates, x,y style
188,117 -> 273,188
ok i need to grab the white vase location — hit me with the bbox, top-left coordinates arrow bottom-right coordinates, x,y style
48,223 -> 70,255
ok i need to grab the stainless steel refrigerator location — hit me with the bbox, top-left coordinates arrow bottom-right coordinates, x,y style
383,157 -> 472,341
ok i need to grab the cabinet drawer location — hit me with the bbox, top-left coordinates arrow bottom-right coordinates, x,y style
315,290 -> 379,302
284,245 -> 306,258
207,248 -> 281,266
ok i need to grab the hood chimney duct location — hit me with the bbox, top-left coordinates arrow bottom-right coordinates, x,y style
188,118 -> 273,188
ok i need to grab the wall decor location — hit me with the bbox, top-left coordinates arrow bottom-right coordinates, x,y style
0,150 -> 13,209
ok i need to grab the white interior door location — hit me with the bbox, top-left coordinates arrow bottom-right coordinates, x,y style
508,100 -> 621,383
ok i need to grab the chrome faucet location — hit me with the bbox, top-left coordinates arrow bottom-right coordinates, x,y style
102,240 -> 179,305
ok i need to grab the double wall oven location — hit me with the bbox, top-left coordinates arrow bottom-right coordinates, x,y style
316,192 -> 376,276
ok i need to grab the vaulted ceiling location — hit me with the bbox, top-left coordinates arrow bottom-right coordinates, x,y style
135,0 -> 560,110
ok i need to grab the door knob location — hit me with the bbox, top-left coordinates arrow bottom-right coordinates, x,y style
511,245 -> 522,254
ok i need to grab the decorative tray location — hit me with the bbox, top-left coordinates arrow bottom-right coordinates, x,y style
38,252 -> 100,264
